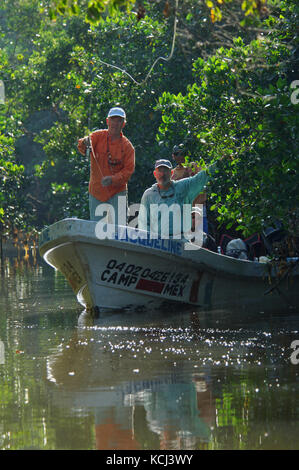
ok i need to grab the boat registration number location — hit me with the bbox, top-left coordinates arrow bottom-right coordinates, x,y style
100,259 -> 190,298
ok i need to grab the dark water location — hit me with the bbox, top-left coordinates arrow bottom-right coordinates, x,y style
0,251 -> 298,450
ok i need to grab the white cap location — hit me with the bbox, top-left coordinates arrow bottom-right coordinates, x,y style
107,107 -> 126,119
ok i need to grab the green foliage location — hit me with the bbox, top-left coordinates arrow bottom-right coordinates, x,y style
156,4 -> 299,235
49,0 -> 136,24
0,133 -> 27,234
48,0 -> 272,26
0,46 -> 30,234
2,6 -> 193,227
0,0 -> 298,238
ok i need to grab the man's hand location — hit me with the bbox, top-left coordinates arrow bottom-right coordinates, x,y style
102,176 -> 112,187
84,136 -> 90,147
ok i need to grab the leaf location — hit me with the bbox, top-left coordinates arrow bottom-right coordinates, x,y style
210,8 -> 216,23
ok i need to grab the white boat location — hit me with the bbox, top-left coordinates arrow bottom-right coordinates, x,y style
39,218 -> 299,316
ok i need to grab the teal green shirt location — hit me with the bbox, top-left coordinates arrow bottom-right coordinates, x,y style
138,163 -> 217,237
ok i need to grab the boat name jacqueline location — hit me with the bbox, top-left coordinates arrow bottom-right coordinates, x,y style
114,227 -> 184,256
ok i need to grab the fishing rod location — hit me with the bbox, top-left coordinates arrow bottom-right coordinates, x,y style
84,135 -> 105,180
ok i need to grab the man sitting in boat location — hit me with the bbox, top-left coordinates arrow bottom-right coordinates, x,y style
77,107 -> 135,226
138,159 -> 218,241
171,144 -> 209,234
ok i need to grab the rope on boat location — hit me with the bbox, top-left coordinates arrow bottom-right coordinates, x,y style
264,258 -> 299,297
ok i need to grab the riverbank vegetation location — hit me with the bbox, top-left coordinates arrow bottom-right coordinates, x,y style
0,0 -> 298,249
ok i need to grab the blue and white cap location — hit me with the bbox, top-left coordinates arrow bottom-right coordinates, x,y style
154,159 -> 173,169
107,107 -> 126,119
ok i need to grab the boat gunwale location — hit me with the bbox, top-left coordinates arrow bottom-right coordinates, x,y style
39,229 -> 282,283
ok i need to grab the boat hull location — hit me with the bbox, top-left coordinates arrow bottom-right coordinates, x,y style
39,219 -> 299,315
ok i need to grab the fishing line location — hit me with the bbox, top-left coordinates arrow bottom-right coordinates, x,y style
85,0 -> 179,157
95,0 -> 179,87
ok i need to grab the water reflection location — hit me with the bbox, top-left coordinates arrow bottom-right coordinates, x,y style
0,249 -> 299,450
46,320 -> 215,450
45,307 -> 299,450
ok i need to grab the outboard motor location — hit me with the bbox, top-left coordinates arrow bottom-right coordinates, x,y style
225,238 -> 248,260
261,221 -> 286,255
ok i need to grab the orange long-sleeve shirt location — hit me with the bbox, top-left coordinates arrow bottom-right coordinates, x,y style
78,129 -> 135,202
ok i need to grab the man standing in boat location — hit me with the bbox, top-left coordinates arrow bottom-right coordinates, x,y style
77,107 -> 135,225
138,158 -> 219,240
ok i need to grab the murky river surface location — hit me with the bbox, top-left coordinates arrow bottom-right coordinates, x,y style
0,252 -> 298,450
